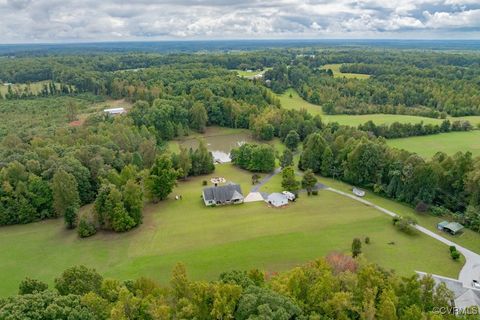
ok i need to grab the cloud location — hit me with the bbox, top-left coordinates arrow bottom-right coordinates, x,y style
0,0 -> 478,43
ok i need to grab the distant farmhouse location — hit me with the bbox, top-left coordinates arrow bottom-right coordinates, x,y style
104,107 -> 126,116
202,183 -> 244,206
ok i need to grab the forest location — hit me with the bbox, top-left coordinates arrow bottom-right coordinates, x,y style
0,256 -> 462,319
1,48 -> 480,233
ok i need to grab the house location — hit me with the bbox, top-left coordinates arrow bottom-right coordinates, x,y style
202,183 -> 244,206
282,191 -> 296,201
438,221 -> 464,235
104,107 -> 126,116
267,193 -> 289,208
416,272 -> 480,312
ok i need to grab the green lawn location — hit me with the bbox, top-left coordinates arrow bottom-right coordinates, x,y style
321,64 -> 370,79
387,131 -> 480,158
0,163 -> 464,297
277,89 -> 444,126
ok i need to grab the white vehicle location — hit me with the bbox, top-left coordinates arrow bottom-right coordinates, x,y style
282,191 -> 296,201
472,280 -> 480,289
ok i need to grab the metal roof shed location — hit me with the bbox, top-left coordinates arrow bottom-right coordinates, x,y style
444,222 -> 464,235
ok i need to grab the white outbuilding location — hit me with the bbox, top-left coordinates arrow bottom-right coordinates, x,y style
282,191 -> 296,201
267,193 -> 289,208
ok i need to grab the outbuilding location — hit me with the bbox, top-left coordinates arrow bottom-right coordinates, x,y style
437,221 -> 464,235
104,107 -> 126,116
267,193 -> 289,208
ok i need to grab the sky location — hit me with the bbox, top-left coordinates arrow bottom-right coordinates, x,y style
0,0 -> 479,43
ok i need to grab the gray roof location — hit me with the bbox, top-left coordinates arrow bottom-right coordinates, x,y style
267,193 -> 288,202
203,184 -> 243,202
438,221 -> 450,227
416,272 -> 480,309
445,222 -> 464,233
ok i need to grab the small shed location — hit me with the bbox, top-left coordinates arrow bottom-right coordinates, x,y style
104,107 -> 126,116
444,222 -> 464,235
267,193 -> 289,208
437,220 -> 449,231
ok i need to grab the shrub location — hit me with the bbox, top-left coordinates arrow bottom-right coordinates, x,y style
415,201 -> 429,213
18,278 -> 48,295
202,180 -> 208,186
311,190 -> 318,196
351,238 -> 362,258
78,218 -> 97,238
451,250 -> 460,261
449,246 -> 457,253
430,206 -> 452,217
55,265 -> 103,295
393,216 -> 417,235
365,237 -> 370,244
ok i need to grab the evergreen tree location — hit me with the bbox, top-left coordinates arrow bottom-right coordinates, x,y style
301,169 -> 318,195
352,238 -> 362,258
280,149 -> 293,168
281,166 -> 300,193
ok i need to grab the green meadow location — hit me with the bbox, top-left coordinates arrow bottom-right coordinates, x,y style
0,160 -> 465,297
277,88 -> 444,126
321,63 -> 370,79
387,131 -> 480,158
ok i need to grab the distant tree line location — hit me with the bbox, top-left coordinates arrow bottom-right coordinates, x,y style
298,125 -> 480,232
357,119 -> 473,139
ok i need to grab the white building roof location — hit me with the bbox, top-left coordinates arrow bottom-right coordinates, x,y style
104,107 -> 126,114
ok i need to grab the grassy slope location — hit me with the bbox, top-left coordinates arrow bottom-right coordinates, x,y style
321,64 -> 370,79
387,131 -> 480,157
0,162 -> 464,296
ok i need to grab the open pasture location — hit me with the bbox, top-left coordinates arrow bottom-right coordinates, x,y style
0,162 -> 464,296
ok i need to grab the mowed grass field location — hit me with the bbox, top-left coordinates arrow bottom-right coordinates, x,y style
0,162 -> 464,297
387,131 -> 480,158
277,89 -> 444,126
321,64 -> 370,79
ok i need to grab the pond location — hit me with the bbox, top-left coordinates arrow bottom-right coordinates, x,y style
177,131 -> 254,163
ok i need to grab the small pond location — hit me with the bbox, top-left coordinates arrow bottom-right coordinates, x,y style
177,131 -> 254,163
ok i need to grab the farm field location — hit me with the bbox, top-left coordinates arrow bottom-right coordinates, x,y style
315,175 -> 480,254
387,131 -> 480,158
278,88 -> 480,127
0,162 -> 464,297
277,88 -> 444,125
321,63 -> 370,79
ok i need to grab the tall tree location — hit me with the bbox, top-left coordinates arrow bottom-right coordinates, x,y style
301,169 -> 318,195
147,155 -> 177,202
284,130 -> 300,151
281,166 -> 300,193
52,169 -> 80,228
189,102 -> 208,133
178,146 -> 192,179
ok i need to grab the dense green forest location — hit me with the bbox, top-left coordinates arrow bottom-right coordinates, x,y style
0,256 -> 462,319
1,48 -> 480,234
